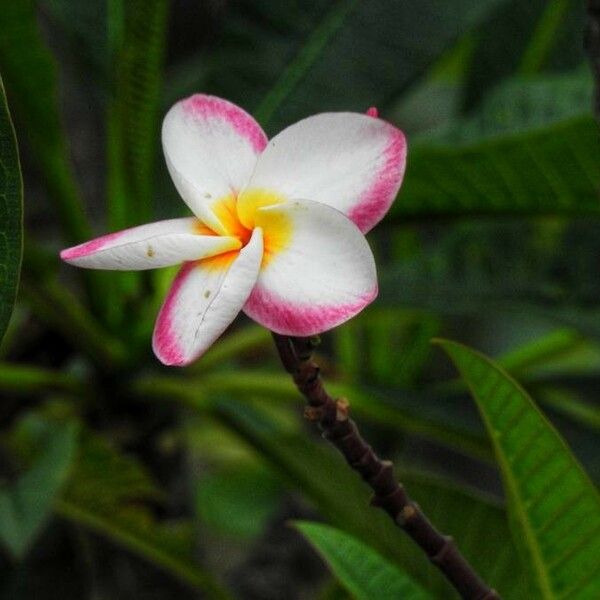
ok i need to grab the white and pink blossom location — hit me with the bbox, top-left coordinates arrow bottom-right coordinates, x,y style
61,95 -> 406,366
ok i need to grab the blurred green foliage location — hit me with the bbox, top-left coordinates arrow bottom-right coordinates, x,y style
0,0 -> 598,598
0,76 -> 22,346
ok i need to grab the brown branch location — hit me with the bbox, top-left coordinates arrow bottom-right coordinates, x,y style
272,333 -> 500,600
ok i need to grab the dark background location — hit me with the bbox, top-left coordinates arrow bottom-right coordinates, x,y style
0,1 -> 598,598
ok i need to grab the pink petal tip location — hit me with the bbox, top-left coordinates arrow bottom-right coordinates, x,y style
349,126 -> 406,232
60,231 -> 124,261
181,95 -> 268,153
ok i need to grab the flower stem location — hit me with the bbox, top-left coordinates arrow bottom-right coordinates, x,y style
272,333 -> 500,600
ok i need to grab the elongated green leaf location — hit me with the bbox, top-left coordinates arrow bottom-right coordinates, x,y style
204,0 -> 510,131
135,372 -> 490,460
213,401 -> 527,598
196,466 -> 282,538
0,422 -> 77,559
296,522 -> 432,600
433,329 -> 600,433
19,273 -> 127,368
0,77 -> 22,346
192,324 -> 272,372
496,329 -> 585,375
42,0 -> 108,77
56,430 -> 230,599
0,1 -> 110,323
392,72 -> 600,219
0,362 -> 83,395
437,339 -> 600,599
108,0 -> 169,228
538,2 -> 587,74
532,386 -> 600,433
334,309 -> 441,388
462,0 -> 582,110
0,0 -> 90,244
379,219 -> 600,342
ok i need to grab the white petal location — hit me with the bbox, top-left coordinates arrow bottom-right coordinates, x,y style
60,218 -> 240,270
153,228 -> 264,366
244,112 -> 406,233
244,200 -> 377,335
162,95 -> 268,233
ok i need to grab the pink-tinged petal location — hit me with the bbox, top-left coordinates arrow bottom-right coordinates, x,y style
152,228 -> 263,366
348,127 -> 406,232
245,112 -> 406,233
60,218 -> 240,270
245,284 -> 377,336
243,199 -> 377,336
162,94 -> 268,232
60,231 -> 125,261
366,106 -> 379,117
181,95 -> 267,153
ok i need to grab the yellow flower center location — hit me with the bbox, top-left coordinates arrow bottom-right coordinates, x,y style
194,188 -> 292,269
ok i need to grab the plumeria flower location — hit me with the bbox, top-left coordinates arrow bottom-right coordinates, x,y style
61,96 -> 406,366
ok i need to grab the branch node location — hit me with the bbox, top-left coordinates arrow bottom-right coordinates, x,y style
371,486 -> 406,519
397,502 -> 418,526
350,445 -> 374,469
368,460 -> 397,496
432,535 -> 456,565
335,397 -> 349,420
303,405 -> 323,421
323,417 -> 353,440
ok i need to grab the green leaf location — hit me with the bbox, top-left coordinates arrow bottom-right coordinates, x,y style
0,0 -> 91,244
433,328 -> 600,433
136,372 -> 490,460
196,466 -> 282,538
296,522 -> 432,600
213,401 -> 527,598
108,0 -> 169,228
204,0 -> 511,131
437,339 -> 600,599
0,362 -> 83,396
379,219 -> 600,342
0,422 -> 77,559
18,270 -> 127,368
41,0 -> 108,77
496,328 -> 585,375
0,1 -> 109,323
393,71 -> 600,219
334,309 -> 441,388
56,429 -> 230,599
0,76 -> 22,346
192,324 -> 272,372
462,0 -> 582,110
517,0 -> 581,76
532,386 -> 600,434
